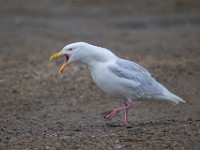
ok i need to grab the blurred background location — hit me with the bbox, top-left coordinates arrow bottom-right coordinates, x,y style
0,0 -> 200,149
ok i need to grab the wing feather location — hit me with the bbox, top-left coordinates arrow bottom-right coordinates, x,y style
109,59 -> 164,96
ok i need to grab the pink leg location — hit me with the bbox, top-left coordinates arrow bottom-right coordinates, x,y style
106,102 -> 133,125
123,102 -> 133,126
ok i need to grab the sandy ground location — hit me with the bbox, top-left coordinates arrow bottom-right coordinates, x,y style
0,0 -> 200,149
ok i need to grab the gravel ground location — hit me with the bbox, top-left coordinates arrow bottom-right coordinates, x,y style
0,0 -> 200,149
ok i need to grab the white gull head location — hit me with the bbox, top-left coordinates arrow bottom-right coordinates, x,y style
60,42 -> 117,66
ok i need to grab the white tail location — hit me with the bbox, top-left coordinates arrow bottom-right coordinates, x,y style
168,93 -> 186,104
156,92 -> 186,105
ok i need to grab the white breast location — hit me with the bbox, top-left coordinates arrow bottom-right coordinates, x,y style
88,62 -> 136,98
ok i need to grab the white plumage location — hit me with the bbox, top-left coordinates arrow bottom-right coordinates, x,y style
50,42 -> 185,125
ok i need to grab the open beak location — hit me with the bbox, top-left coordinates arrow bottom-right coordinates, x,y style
50,52 -> 69,74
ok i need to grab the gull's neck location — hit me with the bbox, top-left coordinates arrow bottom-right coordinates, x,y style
80,44 -> 118,68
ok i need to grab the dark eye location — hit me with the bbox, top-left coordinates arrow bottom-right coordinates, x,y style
69,48 -> 72,51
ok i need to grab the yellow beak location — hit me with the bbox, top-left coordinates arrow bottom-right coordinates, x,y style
50,52 -> 64,61
50,52 -> 69,74
59,62 -> 68,74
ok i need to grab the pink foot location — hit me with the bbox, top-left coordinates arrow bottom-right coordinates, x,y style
123,121 -> 128,126
106,109 -> 120,120
105,102 -> 133,125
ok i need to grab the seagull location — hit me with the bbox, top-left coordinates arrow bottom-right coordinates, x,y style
50,42 -> 185,125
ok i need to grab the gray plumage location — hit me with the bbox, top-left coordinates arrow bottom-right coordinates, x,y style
109,59 -> 185,104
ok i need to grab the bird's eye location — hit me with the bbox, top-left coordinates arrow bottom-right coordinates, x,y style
69,48 -> 72,51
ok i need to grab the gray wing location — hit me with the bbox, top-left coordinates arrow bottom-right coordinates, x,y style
109,59 -> 164,96
110,59 -> 153,86
116,59 -> 150,75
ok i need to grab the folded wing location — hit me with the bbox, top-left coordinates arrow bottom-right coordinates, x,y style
109,59 -> 165,98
